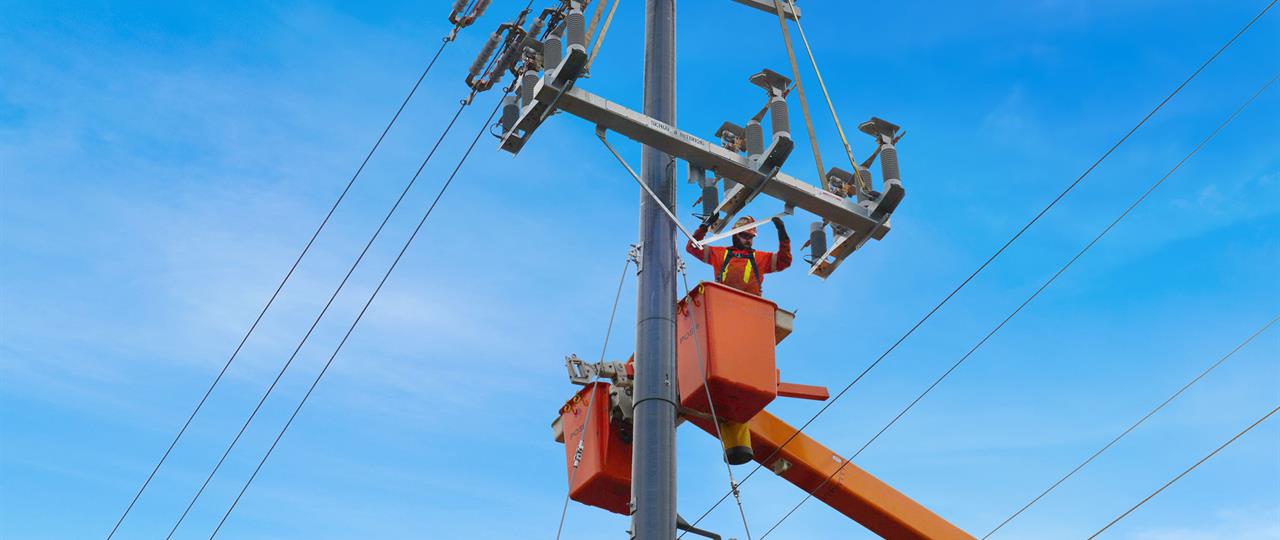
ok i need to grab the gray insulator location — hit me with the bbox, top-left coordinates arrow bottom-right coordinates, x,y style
857,168 -> 874,201
450,0 -> 468,17
490,38 -> 522,81
745,120 -> 764,157
543,34 -> 563,71
770,97 -> 790,136
468,32 -> 501,80
471,0 -> 492,18
701,185 -> 719,218
809,222 -> 828,261
566,9 -> 587,48
500,95 -> 519,133
880,145 -> 900,182
521,72 -> 539,107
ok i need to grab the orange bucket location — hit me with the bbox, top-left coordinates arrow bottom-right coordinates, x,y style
677,281 -> 779,423
559,382 -> 631,515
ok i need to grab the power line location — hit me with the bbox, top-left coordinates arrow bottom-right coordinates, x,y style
984,314 -> 1279,538
757,73 -> 1277,539
165,99 -> 474,539
107,39 -> 454,540
682,1 -> 1275,528
207,95 -> 506,539
1087,403 -> 1280,539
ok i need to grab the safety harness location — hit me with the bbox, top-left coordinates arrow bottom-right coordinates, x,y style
718,248 -> 759,286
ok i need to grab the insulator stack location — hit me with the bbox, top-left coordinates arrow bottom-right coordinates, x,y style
702,185 -> 719,218
745,120 -> 764,157
857,168 -> 874,201
879,144 -> 900,183
769,97 -> 790,137
450,0 -> 468,17
471,0 -> 492,19
543,34 -> 563,71
521,71 -> 539,108
809,222 -> 828,261
468,31 -> 501,81
490,36 -> 522,80
500,94 -> 519,133
566,9 -> 587,49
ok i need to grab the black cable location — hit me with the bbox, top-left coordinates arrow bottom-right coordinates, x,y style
984,314 -> 1279,538
757,73 -> 1277,539
1087,404 -> 1280,539
682,1 -> 1275,530
206,94 -> 505,540
107,39 -> 452,540
164,99 -> 471,539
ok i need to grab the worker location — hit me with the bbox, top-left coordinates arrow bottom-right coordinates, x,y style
686,215 -> 790,466
687,215 -> 791,297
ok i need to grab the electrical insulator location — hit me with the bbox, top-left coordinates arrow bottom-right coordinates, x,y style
879,144 -> 899,184
543,33 -> 563,71
808,222 -> 827,263
500,94 -> 520,133
566,9 -> 587,49
702,185 -> 719,219
521,71 -> 539,108
770,96 -> 790,138
745,120 -> 764,158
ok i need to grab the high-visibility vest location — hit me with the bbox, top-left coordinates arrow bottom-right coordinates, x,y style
718,248 -> 759,287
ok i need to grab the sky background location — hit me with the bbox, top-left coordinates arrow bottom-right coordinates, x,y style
2,1 -> 1278,539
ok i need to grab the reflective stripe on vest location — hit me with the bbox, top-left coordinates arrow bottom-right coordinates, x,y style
718,249 -> 758,286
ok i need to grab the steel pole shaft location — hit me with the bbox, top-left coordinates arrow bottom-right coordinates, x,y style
632,0 -> 677,538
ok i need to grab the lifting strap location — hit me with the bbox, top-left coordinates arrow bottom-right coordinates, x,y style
587,0 -> 622,70
771,0 -> 827,191
771,0 -> 870,195
782,0 -> 870,194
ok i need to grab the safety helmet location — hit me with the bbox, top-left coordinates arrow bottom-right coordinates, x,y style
733,216 -> 758,237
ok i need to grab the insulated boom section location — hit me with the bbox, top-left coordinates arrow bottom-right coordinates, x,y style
689,411 -> 974,540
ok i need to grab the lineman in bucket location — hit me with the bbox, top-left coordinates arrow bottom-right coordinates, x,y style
685,214 -> 791,465
687,215 -> 792,297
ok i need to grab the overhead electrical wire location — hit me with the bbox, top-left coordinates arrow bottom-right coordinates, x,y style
682,1 -> 1275,530
984,314 -> 1279,538
1087,404 -> 1280,539
106,37 -> 457,540
207,95 -> 507,539
757,73 -> 1278,539
165,98 -> 476,539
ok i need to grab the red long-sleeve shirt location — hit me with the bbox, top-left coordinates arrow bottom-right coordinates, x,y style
686,226 -> 791,296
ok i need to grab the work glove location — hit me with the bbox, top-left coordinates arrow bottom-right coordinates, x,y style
772,216 -> 788,241
698,213 -> 718,231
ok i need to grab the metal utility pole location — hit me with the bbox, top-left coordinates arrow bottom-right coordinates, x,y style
631,0 -> 677,538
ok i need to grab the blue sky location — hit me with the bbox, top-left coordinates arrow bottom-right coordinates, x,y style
2,1 -> 1278,539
